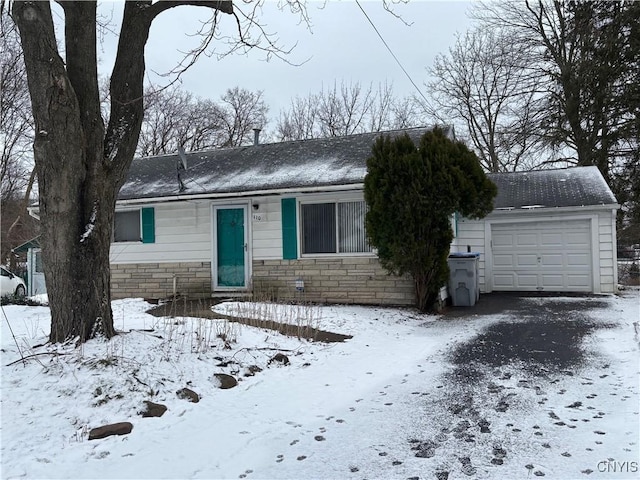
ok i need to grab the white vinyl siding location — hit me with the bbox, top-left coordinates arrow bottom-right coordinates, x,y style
451,218 -> 486,289
111,195 -> 617,295
251,197 -> 283,260
110,202 -> 211,264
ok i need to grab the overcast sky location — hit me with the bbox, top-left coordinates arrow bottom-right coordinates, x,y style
90,1 -> 474,124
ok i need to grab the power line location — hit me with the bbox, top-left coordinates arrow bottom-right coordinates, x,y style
354,0 -> 434,111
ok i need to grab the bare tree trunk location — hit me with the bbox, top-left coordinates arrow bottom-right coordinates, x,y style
12,1 -> 233,343
12,1 -> 115,342
41,188 -> 117,341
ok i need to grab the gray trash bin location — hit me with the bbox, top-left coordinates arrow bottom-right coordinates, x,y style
447,253 -> 480,306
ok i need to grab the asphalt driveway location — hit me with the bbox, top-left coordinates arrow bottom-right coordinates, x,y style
406,292 -> 636,479
446,293 -> 613,376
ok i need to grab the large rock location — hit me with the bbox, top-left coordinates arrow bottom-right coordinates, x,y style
213,373 -> 237,389
141,400 -> 167,417
176,387 -> 200,403
268,353 -> 290,366
244,365 -> 262,377
88,422 -> 133,440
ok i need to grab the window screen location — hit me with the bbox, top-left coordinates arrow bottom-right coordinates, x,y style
300,200 -> 371,255
339,201 -> 370,253
301,203 -> 336,254
114,210 -> 141,242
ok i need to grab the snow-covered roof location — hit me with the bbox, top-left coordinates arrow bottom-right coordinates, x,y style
118,127 -> 439,201
118,129 -> 617,210
490,166 -> 618,210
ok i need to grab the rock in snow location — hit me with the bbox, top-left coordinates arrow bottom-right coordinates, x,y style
88,422 -> 133,440
213,373 -> 238,389
176,387 -> 200,403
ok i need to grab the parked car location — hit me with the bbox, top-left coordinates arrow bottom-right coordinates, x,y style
0,266 -> 26,297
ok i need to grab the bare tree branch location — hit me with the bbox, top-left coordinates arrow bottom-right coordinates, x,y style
276,80 -> 425,141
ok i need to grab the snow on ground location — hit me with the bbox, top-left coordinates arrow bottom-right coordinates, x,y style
1,290 -> 638,480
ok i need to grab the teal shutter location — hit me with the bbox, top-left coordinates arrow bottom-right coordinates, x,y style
141,207 -> 155,243
281,198 -> 297,260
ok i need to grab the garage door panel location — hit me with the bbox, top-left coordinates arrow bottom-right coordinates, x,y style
493,274 -> 515,288
515,254 -> 538,267
566,233 -> 590,246
540,253 -> 563,267
567,274 -> 591,287
517,275 -> 539,288
493,234 -> 514,247
540,233 -> 563,247
567,275 -> 591,291
491,220 -> 593,292
540,274 -> 564,288
516,233 -> 537,247
567,253 -> 590,266
493,254 -> 514,267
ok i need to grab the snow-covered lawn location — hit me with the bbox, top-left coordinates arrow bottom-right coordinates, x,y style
1,290 -> 638,480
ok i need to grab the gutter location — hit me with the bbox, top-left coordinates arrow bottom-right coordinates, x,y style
115,183 -> 366,206
488,203 -> 620,216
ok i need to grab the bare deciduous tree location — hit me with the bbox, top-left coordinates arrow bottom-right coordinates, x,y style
276,95 -> 319,141
1,12 -> 38,266
275,81 -> 425,141
427,26 -> 546,172
472,0 -> 639,178
7,0 -> 306,343
0,12 -> 33,202
218,86 -> 268,147
472,0 -> 639,246
136,85 -> 267,156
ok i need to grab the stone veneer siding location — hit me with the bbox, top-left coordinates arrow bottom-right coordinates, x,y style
111,262 -> 212,300
251,257 -> 416,306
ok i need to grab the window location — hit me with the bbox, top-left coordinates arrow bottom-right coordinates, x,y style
35,251 -> 43,273
300,200 -> 371,254
113,207 -> 155,243
114,210 -> 141,242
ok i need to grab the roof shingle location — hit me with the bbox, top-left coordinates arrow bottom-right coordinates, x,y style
118,128 -> 617,209
118,127 -> 435,200
490,167 -> 617,209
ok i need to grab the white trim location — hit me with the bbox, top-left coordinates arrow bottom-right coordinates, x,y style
590,216 -> 601,293
611,208 -> 618,288
211,203 -> 251,291
484,221 -> 493,292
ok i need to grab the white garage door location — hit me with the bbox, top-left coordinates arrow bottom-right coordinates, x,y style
491,220 -> 592,292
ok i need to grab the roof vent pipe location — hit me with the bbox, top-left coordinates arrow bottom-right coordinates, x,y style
253,128 -> 261,146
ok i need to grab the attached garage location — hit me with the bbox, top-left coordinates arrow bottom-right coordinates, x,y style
454,166 -> 619,294
491,220 -> 592,292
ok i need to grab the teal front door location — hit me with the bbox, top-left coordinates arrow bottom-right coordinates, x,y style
215,207 -> 247,288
